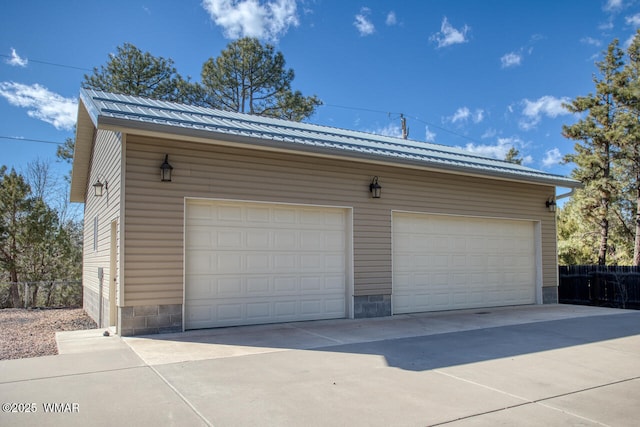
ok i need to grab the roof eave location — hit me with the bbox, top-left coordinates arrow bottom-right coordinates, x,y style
69,97 -> 96,203
97,115 -> 580,189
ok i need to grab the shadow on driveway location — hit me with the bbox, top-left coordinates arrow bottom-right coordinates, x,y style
318,312 -> 640,371
124,306 -> 640,370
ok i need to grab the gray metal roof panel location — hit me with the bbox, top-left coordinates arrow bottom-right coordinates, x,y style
79,89 -> 579,187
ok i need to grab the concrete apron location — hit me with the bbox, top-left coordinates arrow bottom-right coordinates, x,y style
119,304 -> 640,427
121,304 -> 627,365
2,304 -> 638,427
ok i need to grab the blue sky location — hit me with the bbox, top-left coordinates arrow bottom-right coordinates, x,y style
1,0 -> 640,191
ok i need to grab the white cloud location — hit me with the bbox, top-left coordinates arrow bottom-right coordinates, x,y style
481,128 -> 497,139
599,20 -> 614,31
450,107 -> 470,123
624,32 -> 637,48
626,13 -> 640,26
386,11 -> 397,26
501,52 -> 522,68
430,17 -> 469,48
373,123 -> 434,141
201,0 -> 299,41
542,148 -> 563,167
373,123 -> 402,138
6,48 -> 28,67
581,36 -> 602,47
604,0 -> 623,12
519,95 -> 570,130
354,7 -> 375,36
461,136 -> 532,164
462,137 -> 516,160
473,109 -> 485,124
424,126 -> 436,142
0,82 -> 77,130
447,106 -> 484,124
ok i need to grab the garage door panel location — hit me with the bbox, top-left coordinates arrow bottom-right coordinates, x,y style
274,277 -> 297,292
187,229 -> 212,249
218,277 -> 242,296
185,200 -> 348,329
246,302 -> 271,319
217,230 -> 243,248
393,213 -> 536,314
274,231 -> 297,248
186,252 -> 213,274
246,206 -> 270,222
274,208 -> 296,224
217,205 -> 242,221
246,277 -> 270,294
188,295 -> 347,329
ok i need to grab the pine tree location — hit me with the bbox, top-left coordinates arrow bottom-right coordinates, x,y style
83,43 -> 197,103
0,167 -> 33,307
562,40 -> 626,265
200,37 -> 321,120
504,147 -> 523,165
614,30 -> 640,264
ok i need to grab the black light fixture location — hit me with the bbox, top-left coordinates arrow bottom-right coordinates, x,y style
160,154 -> 173,182
93,178 -> 107,197
369,176 -> 382,199
546,197 -> 557,212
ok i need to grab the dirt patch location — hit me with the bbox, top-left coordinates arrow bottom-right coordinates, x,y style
0,308 -> 97,360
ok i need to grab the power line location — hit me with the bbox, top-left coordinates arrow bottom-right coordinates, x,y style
1,53 -> 486,147
408,115 -> 483,145
0,54 -> 92,72
322,103 -> 486,146
323,103 -> 394,116
1,135 -> 65,145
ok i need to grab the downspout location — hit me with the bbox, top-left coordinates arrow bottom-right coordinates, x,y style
556,188 -> 576,201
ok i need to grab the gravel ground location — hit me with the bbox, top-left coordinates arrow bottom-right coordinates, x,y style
0,308 -> 97,360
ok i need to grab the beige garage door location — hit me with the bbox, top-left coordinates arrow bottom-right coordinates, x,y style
185,200 -> 348,329
393,212 -> 536,314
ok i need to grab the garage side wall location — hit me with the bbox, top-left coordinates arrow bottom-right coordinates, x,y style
82,130 -> 122,328
122,135 -> 557,335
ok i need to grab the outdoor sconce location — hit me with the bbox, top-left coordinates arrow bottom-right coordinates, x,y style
369,176 -> 382,199
93,178 -> 107,197
160,154 -> 173,182
546,197 -> 557,212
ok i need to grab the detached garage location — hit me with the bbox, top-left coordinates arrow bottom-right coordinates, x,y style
70,89 -> 579,336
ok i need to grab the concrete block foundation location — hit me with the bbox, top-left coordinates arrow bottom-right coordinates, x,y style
354,295 -> 392,318
543,286 -> 559,304
118,304 -> 182,336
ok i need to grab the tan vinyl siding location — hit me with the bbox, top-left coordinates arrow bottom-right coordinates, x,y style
82,130 -> 122,318
123,134 -> 558,307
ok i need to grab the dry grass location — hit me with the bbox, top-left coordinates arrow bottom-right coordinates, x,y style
0,308 -> 97,360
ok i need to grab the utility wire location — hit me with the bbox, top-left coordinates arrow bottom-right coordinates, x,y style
1,135 -> 65,145
2,54 -> 485,147
0,54 -> 92,72
323,103 -> 486,146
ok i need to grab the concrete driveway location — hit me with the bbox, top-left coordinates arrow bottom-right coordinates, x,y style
1,305 -> 639,426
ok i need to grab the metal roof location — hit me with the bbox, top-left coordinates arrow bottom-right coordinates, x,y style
77,88 -> 579,188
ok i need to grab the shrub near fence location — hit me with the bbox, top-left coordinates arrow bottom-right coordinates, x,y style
558,265 -> 640,309
0,281 -> 82,309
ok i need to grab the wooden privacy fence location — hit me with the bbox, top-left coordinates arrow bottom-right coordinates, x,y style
558,265 -> 640,309
0,281 -> 82,309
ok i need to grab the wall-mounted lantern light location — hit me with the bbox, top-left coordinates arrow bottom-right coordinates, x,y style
160,154 -> 173,182
93,178 -> 107,197
546,197 -> 557,212
369,176 -> 382,199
